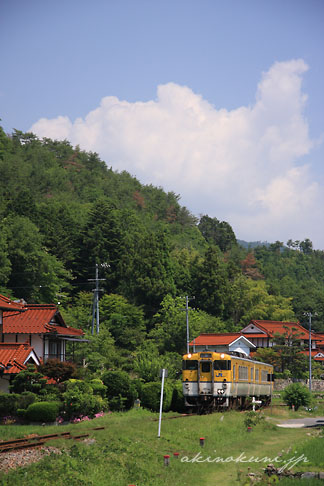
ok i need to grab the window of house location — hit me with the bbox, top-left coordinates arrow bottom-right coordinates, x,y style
49,341 -> 60,356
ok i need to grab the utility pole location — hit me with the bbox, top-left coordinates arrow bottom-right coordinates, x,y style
182,296 -> 195,354
304,311 -> 317,392
88,264 -> 106,335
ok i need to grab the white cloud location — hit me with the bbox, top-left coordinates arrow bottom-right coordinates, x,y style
30,59 -> 324,248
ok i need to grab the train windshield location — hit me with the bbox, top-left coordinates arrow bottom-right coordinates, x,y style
201,362 -> 211,373
182,360 -> 198,370
214,360 -> 231,370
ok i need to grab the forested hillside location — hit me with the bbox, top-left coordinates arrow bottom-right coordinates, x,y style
1,126 -> 324,374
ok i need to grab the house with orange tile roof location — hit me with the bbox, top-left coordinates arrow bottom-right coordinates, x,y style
190,320 -> 324,364
240,320 -> 318,348
1,297 -> 85,364
241,320 -> 324,364
189,332 -> 255,356
0,342 -> 40,392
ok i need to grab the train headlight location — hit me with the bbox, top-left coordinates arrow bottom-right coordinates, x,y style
187,353 -> 192,358
220,353 -> 225,359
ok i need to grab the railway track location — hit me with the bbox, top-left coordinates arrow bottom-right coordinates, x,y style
0,427 -> 105,454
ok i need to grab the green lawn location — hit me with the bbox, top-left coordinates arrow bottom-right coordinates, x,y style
0,407 -> 322,486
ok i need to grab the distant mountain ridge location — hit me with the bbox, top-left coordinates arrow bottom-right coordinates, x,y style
237,239 -> 270,249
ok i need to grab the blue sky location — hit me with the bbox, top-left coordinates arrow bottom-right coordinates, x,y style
1,0 -> 324,248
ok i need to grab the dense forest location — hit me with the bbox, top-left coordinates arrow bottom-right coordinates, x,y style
1,125 -> 324,377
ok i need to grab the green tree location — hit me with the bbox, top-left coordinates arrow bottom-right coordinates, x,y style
76,198 -> 123,292
4,215 -> 71,302
99,294 -> 146,350
238,280 -> 295,326
150,294 -> 226,354
120,224 -> 176,314
198,215 -> 236,251
272,327 -> 308,378
193,245 -> 229,317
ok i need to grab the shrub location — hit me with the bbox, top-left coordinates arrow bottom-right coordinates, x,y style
38,359 -> 77,383
243,411 -> 265,428
62,387 -> 108,419
17,391 -> 38,410
282,383 -> 312,410
0,393 -> 19,416
89,379 -> 107,398
25,401 -> 60,422
140,381 -> 172,412
102,370 -> 137,410
9,366 -> 48,394
170,381 -> 186,413
65,379 -> 93,394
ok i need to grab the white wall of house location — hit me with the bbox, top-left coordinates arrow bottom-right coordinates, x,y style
30,335 -> 43,358
2,334 -> 44,359
229,340 -> 251,355
241,324 -> 267,334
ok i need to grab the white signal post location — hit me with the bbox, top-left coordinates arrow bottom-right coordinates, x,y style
158,368 -> 167,438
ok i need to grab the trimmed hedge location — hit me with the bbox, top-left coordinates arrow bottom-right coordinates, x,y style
25,401 -> 60,423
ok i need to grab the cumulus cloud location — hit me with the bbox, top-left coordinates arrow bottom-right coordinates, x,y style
30,59 -> 323,248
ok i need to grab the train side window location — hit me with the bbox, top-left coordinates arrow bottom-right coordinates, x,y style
233,364 -> 236,381
238,366 -> 248,380
267,373 -> 273,382
255,369 -> 259,382
251,368 -> 254,381
201,362 -> 211,373
182,360 -> 198,371
214,360 -> 231,370
261,370 -> 268,382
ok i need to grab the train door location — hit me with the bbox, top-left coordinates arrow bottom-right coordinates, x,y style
198,360 -> 213,395
232,363 -> 237,396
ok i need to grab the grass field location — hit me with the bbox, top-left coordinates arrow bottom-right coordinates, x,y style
1,404 -> 323,486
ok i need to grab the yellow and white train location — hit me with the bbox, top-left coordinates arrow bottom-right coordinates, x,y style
182,350 -> 273,411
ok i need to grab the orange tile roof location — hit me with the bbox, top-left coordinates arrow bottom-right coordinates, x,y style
301,349 -> 324,361
190,333 -> 254,346
3,304 -> 84,336
249,320 -> 317,340
315,334 -> 324,347
0,294 -> 26,312
0,342 -> 37,374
